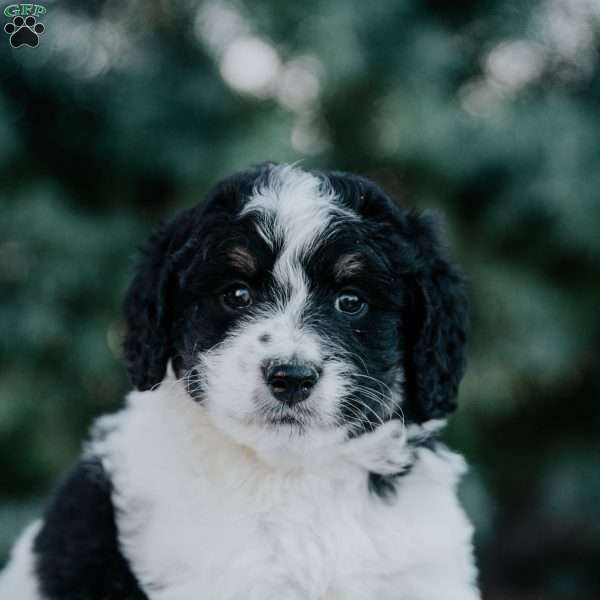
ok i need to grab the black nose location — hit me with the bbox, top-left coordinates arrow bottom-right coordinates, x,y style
264,362 -> 321,405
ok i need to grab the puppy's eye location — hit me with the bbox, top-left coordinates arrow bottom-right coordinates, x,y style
222,284 -> 253,310
335,292 -> 367,317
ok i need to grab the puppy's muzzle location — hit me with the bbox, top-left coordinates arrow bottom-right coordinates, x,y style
263,361 -> 321,406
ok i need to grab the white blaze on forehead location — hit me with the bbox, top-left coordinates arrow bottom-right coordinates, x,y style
240,165 -> 357,306
241,164 -> 356,259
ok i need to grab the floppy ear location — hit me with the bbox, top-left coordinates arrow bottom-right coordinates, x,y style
403,212 -> 469,422
123,211 -> 193,391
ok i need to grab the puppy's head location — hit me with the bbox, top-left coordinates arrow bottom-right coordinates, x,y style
123,164 -> 467,456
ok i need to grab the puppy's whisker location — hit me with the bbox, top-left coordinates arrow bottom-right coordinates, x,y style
352,373 -> 395,397
337,403 -> 378,432
350,384 -> 393,410
344,395 -> 385,427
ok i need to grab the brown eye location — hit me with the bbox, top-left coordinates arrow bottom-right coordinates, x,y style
222,284 -> 253,310
335,292 -> 367,316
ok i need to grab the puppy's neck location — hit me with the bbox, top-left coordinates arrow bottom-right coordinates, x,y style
116,377 -> 354,482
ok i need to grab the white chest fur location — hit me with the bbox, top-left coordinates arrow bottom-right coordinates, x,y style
90,384 -> 479,600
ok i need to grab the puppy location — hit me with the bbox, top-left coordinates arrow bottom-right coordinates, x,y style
0,163 -> 479,600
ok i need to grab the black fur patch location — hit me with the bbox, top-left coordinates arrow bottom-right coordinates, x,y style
368,436 -> 442,499
34,458 -> 148,600
368,472 -> 404,499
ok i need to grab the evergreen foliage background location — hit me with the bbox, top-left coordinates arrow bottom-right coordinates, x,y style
1,1 -> 599,598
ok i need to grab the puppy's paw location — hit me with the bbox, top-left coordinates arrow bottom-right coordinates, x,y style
342,420 -> 412,475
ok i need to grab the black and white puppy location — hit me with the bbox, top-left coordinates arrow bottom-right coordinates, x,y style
0,163 -> 479,600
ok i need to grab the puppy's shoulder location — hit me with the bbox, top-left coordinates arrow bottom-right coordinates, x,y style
33,456 -> 147,600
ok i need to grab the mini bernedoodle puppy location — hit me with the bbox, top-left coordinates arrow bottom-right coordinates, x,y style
1,163 -> 480,599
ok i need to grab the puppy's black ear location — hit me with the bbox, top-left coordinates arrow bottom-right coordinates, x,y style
123,211 -> 193,391
404,211 -> 469,422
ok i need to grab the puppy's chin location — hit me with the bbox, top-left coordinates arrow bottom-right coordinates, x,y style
205,401 -> 347,469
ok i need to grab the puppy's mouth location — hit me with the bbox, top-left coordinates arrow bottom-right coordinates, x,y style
255,399 -> 317,430
266,414 -> 304,426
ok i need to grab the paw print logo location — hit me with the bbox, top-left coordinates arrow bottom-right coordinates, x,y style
4,15 -> 45,48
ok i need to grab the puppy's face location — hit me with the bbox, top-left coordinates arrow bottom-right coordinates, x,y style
124,164 -> 467,458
